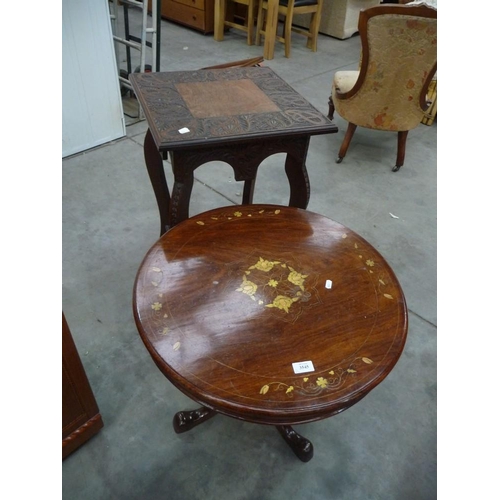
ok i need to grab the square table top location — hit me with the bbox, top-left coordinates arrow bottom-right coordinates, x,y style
129,67 -> 337,151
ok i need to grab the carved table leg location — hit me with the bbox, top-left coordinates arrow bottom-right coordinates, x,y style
276,425 -> 314,462
160,136 -> 314,229
283,136 -> 310,210
144,129 -> 171,237
169,150 -> 196,228
242,178 -> 256,205
173,407 -> 217,434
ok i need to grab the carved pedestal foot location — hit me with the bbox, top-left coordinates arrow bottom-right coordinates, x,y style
173,407 -> 217,434
276,425 -> 314,462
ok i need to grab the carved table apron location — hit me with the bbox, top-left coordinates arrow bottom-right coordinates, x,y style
133,205 -> 408,462
130,68 -> 338,235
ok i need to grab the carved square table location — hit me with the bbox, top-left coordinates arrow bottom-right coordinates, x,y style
129,67 -> 338,235
133,205 -> 408,462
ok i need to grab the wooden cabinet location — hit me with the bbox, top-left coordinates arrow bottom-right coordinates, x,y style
62,313 -> 103,460
160,0 -> 215,34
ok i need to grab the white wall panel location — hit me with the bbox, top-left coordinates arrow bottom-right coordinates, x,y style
62,0 -> 125,157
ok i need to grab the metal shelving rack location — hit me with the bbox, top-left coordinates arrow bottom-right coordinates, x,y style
109,0 -> 162,120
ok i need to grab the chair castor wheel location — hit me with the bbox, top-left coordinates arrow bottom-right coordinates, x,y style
336,157 -> 343,164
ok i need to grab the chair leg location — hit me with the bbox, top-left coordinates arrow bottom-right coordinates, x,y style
307,9 -> 321,51
327,95 -> 335,120
247,0 -> 255,45
255,0 -> 265,46
393,130 -> 409,172
336,123 -> 357,163
214,0 -> 226,41
284,9 -> 294,58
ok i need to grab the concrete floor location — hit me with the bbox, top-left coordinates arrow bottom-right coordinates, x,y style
62,10 -> 436,500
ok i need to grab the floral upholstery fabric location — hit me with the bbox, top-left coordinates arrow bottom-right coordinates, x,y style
332,13 -> 437,131
333,71 -> 359,94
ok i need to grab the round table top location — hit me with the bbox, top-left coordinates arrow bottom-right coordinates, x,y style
133,205 -> 408,425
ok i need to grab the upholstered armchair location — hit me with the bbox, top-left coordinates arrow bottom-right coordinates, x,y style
327,3 -> 437,171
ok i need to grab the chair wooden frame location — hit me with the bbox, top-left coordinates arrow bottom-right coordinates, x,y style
255,0 -> 324,58
214,0 -> 257,45
328,4 -> 437,171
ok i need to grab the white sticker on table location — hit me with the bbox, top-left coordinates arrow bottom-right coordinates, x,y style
292,360 -> 315,374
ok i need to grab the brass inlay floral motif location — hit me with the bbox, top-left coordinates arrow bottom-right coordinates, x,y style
259,357 -> 374,398
196,207 -> 282,226
255,234 -> 398,399
235,257 -> 310,314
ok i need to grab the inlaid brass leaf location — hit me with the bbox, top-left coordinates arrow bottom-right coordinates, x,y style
152,267 -> 161,272
196,221 -> 205,225
260,385 -> 269,395
173,342 -> 181,351
286,386 -> 294,394
347,368 -> 357,373
316,377 -> 328,388
274,210 -> 280,214
362,357 -> 373,364
384,294 -> 394,299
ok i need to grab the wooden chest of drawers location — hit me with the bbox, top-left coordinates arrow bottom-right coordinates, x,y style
161,0 -> 215,34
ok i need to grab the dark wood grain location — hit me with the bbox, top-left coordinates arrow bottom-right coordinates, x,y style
173,407 -> 217,434
130,67 -> 337,233
277,425 -> 314,462
133,205 -> 408,427
62,313 -> 103,460
129,67 -> 337,151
